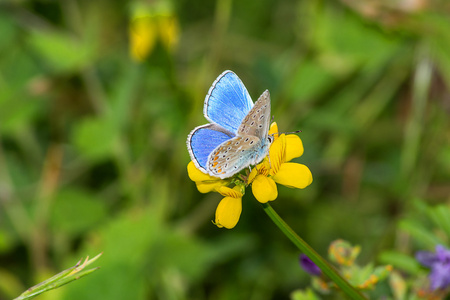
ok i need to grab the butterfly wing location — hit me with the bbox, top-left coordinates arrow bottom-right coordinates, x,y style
204,70 -> 254,134
237,90 -> 271,140
207,135 -> 262,179
187,124 -> 235,173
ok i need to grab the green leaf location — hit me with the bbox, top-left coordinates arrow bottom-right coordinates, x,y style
378,251 -> 421,275
14,254 -> 101,300
427,205 -> 450,239
71,117 -> 118,161
0,13 -> 17,51
398,219 -> 444,248
290,288 -> 321,300
50,189 -> 107,235
27,30 -> 95,73
286,61 -> 336,102
319,10 -> 398,68
0,97 -> 41,134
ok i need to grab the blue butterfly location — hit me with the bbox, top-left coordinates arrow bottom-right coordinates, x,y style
187,70 -> 273,179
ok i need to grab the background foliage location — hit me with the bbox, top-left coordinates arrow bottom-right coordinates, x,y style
0,0 -> 449,299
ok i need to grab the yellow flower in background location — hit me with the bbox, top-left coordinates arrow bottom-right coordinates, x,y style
130,16 -> 157,61
214,186 -> 244,229
129,1 -> 179,62
157,15 -> 179,51
329,239 -> 361,267
249,123 -> 313,203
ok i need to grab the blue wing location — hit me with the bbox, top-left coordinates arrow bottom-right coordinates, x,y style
204,71 -> 254,134
187,124 -> 235,172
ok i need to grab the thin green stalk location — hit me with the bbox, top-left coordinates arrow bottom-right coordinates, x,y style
261,203 -> 367,300
401,46 -> 430,181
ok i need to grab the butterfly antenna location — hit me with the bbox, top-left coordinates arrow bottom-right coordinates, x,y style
283,130 -> 302,134
270,130 -> 302,136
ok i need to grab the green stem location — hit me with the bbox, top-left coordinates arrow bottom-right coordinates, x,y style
261,203 -> 367,300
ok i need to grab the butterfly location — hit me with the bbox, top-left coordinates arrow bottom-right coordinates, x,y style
187,70 -> 273,179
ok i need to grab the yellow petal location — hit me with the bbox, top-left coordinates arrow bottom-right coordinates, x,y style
215,196 -> 242,229
248,166 -> 258,184
269,122 -> 279,138
129,16 -> 157,62
217,186 -> 243,198
188,162 -> 227,193
285,134 -> 304,161
187,161 -> 218,182
157,15 -> 179,52
251,175 -> 278,203
272,163 -> 313,189
269,134 -> 286,175
247,159 -> 270,184
195,181 -> 227,194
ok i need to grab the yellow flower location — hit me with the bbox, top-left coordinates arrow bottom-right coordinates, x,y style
187,121 -> 312,229
157,15 -> 179,52
214,186 -> 244,229
130,15 -> 157,62
187,161 -> 229,193
129,2 -> 179,62
249,123 -> 313,203
269,122 -> 304,161
187,162 -> 241,229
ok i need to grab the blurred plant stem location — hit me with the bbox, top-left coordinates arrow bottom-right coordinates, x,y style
0,136 -> 32,242
261,203 -> 367,300
210,0 -> 231,68
401,46 -> 431,183
194,0 -> 232,102
32,144 -> 63,271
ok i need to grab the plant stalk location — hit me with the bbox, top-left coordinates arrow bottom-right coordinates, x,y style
261,202 -> 367,300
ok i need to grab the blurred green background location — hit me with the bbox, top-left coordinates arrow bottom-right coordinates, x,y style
0,0 -> 449,299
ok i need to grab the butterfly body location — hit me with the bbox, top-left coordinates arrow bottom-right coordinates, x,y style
187,71 -> 273,179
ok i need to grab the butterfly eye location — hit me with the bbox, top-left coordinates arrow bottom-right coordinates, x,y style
268,136 -> 274,143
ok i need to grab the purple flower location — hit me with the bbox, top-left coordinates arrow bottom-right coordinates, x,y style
299,254 -> 322,276
416,245 -> 450,290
